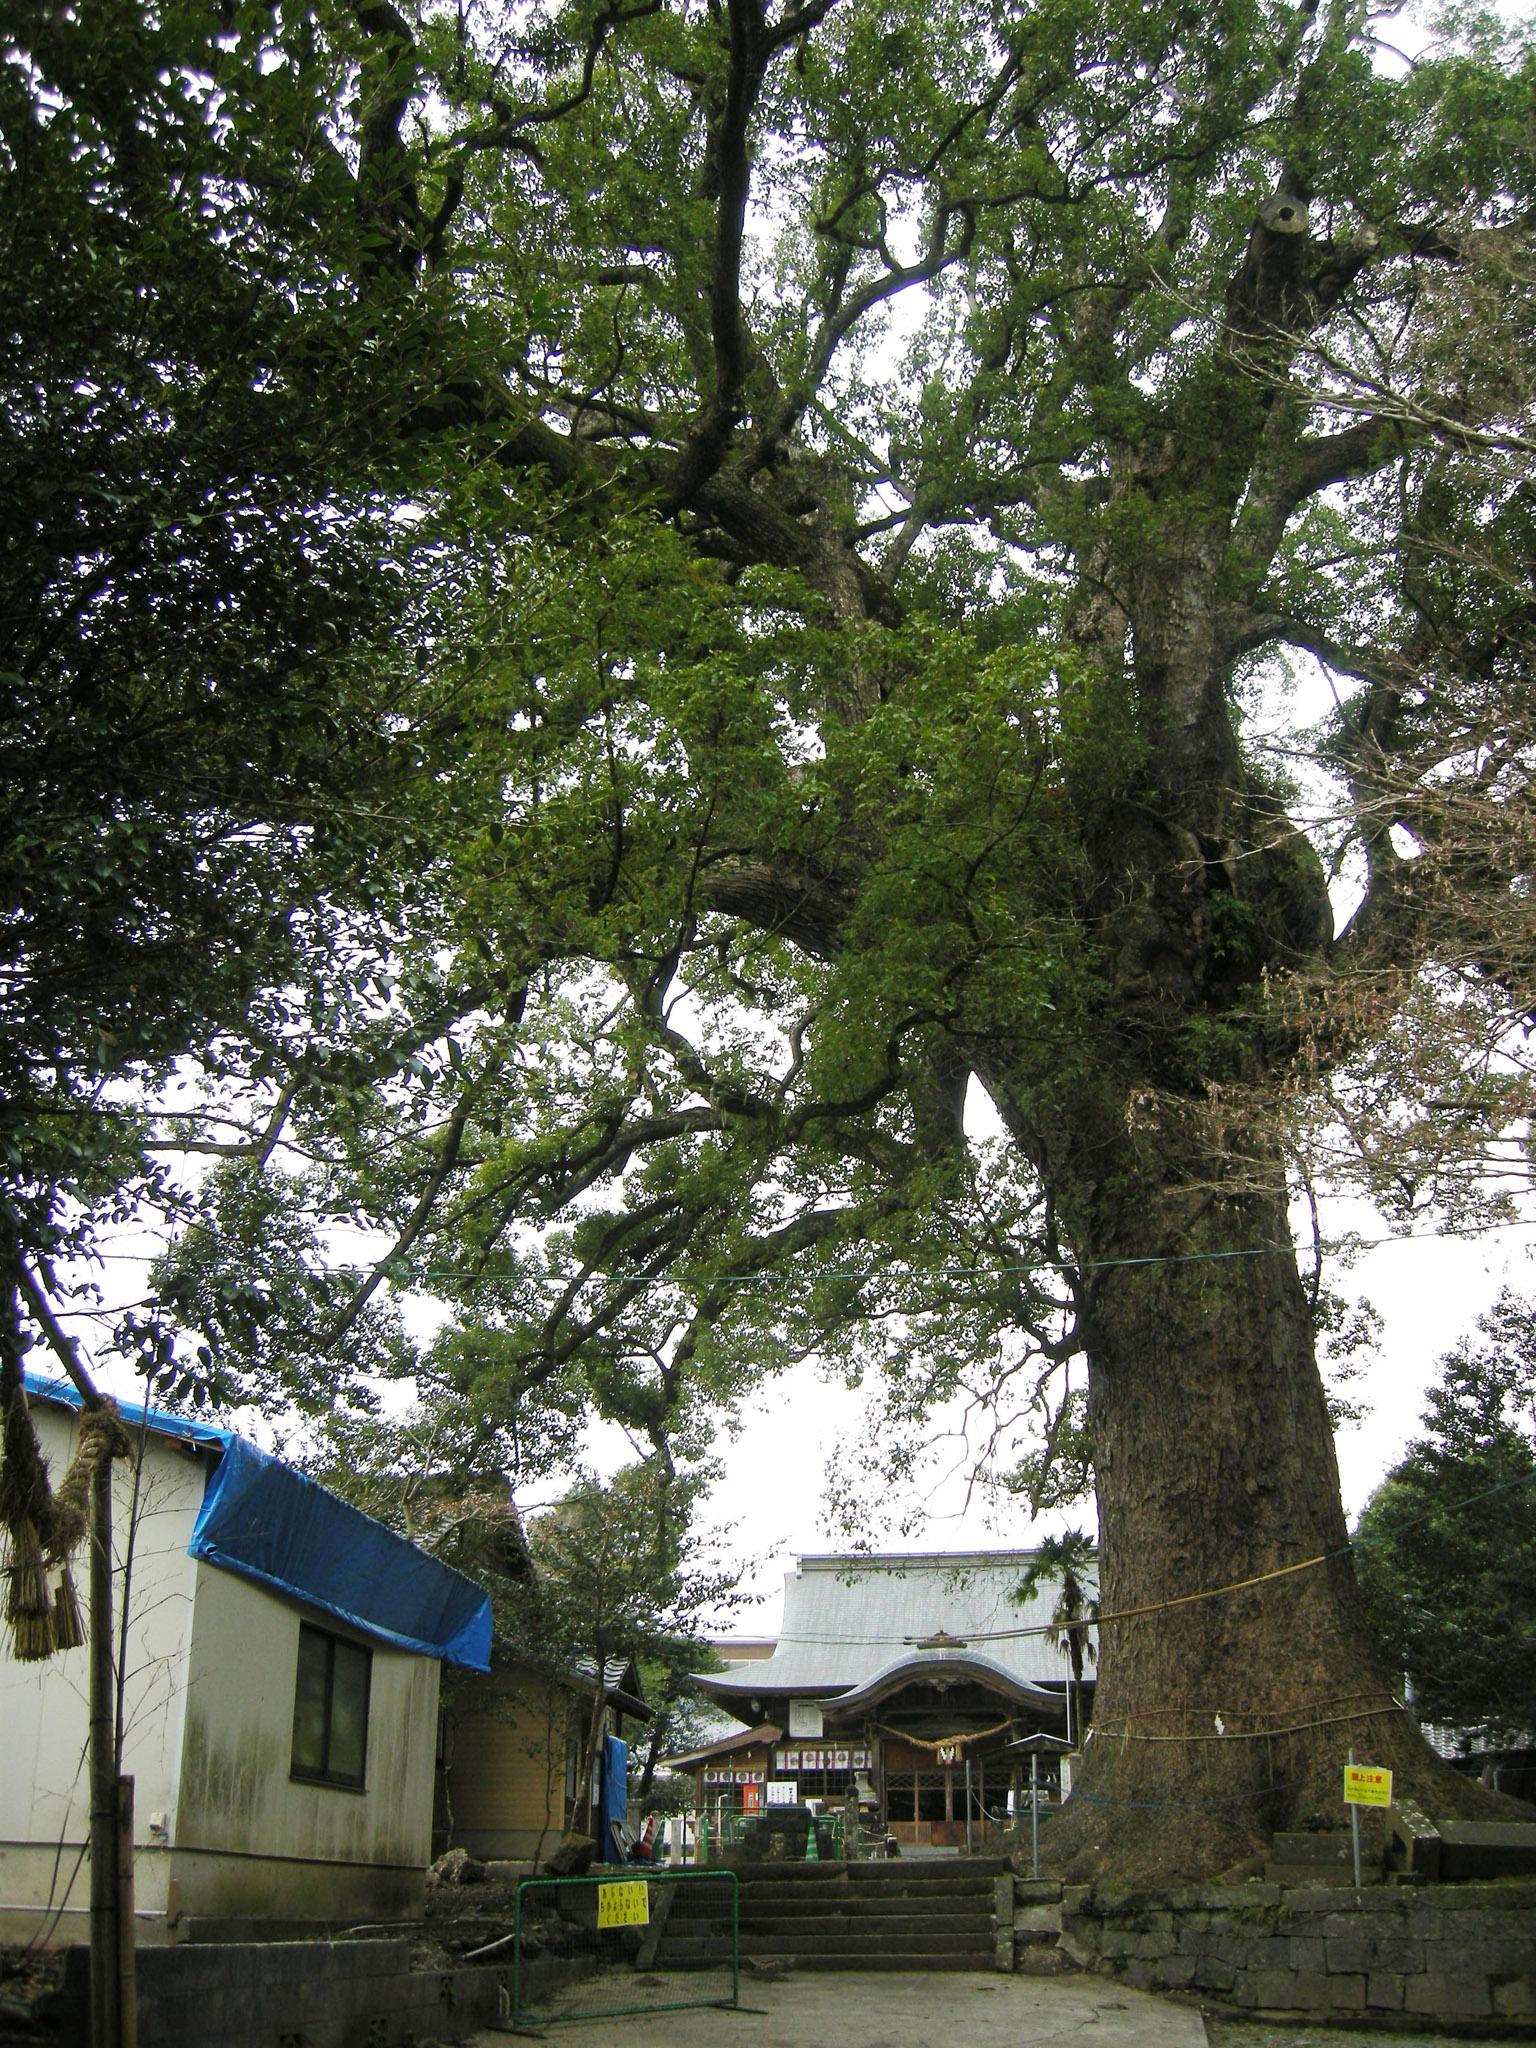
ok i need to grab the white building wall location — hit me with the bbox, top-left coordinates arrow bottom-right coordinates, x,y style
0,1403 -> 205,1944
2,1396 -> 445,1944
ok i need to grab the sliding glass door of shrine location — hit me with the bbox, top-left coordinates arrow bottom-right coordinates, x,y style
880,1744 -> 1009,1850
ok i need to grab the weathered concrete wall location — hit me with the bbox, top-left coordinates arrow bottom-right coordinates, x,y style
44,1937 -> 599,2047
173,1563 -> 441,1934
0,1407 -> 205,1947
45,1939 -> 505,2047
999,1876 -> 1536,2028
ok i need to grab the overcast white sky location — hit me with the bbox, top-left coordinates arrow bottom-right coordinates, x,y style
683,1208 -> 1536,1633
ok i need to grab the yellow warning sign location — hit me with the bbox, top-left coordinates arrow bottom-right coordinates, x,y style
1343,1764 -> 1393,1808
596,1881 -> 651,1929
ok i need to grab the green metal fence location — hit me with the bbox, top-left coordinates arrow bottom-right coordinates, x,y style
510,1868 -> 740,2027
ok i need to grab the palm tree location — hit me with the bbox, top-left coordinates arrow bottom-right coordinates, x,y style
1014,1531 -> 1098,1749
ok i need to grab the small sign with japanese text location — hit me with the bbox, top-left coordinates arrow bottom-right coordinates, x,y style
596,1881 -> 651,1929
1342,1764 -> 1393,1808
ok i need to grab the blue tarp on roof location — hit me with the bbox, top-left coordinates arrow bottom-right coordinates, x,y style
24,1372 -> 492,1671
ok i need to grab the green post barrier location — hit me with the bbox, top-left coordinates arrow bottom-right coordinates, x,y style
804,1810 -> 819,1861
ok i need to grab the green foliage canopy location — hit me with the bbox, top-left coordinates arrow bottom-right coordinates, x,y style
5,0 -> 1535,1584
1355,1292 -> 1536,1746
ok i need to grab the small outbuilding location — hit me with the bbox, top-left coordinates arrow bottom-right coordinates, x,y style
1,1374 -> 491,1945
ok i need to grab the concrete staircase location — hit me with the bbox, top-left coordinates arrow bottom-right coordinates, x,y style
657,1857 -> 1005,1973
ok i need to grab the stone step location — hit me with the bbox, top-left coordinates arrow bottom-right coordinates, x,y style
662,1939 -> 993,1972
740,1913 -> 993,1942
663,1925 -> 999,1957
731,1857 -> 1007,1883
1263,1862 -> 1383,1887
722,1882 -> 995,1911
733,1893 -> 994,1921
757,1953 -> 994,1974
1437,1820 -> 1536,1881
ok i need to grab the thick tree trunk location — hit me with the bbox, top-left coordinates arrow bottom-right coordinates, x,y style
1039,1144 -> 1500,1879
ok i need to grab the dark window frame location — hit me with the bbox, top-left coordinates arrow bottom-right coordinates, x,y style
290,1621 -> 372,1791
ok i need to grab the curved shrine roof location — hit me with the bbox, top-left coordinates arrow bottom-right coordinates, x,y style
693,1550 -> 1096,1704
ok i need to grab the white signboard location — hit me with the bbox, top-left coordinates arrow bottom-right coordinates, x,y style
776,1745 -> 872,1771
766,1780 -> 799,1805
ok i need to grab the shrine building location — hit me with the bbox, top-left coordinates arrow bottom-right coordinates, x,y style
672,1550 -> 1097,1850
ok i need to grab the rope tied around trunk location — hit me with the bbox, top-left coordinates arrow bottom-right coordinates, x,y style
1089,1692 -> 1404,1743
1,1327 -> 130,1662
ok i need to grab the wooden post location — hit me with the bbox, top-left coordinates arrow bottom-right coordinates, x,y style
116,1777 -> 138,2048
89,1450 -> 119,2048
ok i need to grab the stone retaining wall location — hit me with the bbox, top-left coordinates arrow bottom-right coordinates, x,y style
43,1937 -> 596,2046
998,1877 -> 1536,2029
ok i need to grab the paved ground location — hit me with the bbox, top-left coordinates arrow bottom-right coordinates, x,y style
467,1968 -> 1209,2047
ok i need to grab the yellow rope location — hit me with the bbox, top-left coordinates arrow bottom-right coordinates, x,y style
914,1549 -> 1334,1647
871,1717 -> 1018,1754
1090,1701 -> 1401,1744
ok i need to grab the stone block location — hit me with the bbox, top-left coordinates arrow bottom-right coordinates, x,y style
1192,1956 -> 1237,1993
1016,1879 -> 1063,1903
1015,1905 -> 1063,1936
1245,1969 -> 1302,2008
1320,1901 -> 1401,1939
1287,1886 -> 1353,1914
1282,1971 -> 1336,2011
1096,1908 -> 1170,1939
1494,1976 -> 1536,2018
1059,1925 -> 1101,1964
1326,1973 -> 1367,2010
1137,1932 -> 1179,1959
1403,1972 -> 1494,2017
1228,1883 -> 1284,1907
1325,1933 -> 1422,1973
1287,1936 -> 1326,1973
1437,1819 -> 1536,1880
1439,1906 -> 1536,1947
1017,1944 -> 1073,1977
1243,1935 -> 1295,1969
1421,1935 -> 1525,1980
1389,1800 -> 1442,1882
1207,1933 -> 1258,1967
1366,1971 -> 1406,2010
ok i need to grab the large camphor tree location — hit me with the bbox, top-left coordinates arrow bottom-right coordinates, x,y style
8,0 -> 1536,1875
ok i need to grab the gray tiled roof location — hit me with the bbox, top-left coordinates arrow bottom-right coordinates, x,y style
695,1550 -> 1097,1699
